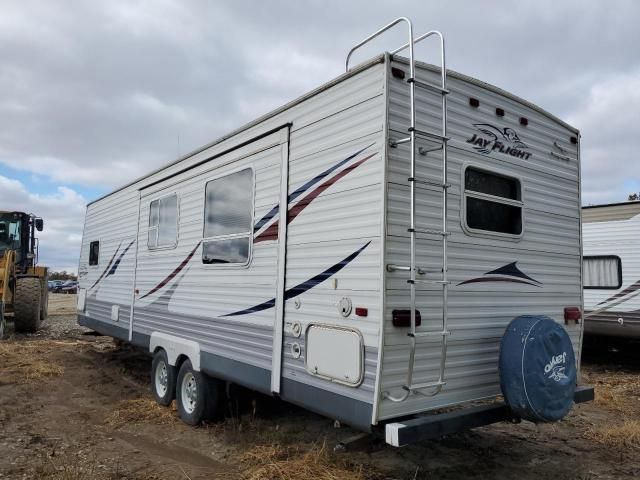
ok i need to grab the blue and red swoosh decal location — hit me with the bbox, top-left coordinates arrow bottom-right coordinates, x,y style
89,240 -> 135,291
138,241 -> 202,300
253,143 -> 376,242
458,262 -> 542,287
138,144 -> 376,300
223,241 -> 371,317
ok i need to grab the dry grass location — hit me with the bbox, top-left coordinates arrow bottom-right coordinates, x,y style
585,420 -> 640,449
34,450 -> 161,480
0,341 -> 64,384
239,442 -> 374,480
105,397 -> 179,427
582,370 -> 640,413
581,368 -> 640,450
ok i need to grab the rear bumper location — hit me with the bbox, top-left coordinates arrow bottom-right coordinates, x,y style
384,385 -> 594,447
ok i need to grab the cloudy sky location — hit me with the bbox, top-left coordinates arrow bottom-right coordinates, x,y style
1,1 -> 639,272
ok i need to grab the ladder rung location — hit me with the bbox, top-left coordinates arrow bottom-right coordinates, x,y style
407,77 -> 450,95
404,380 -> 446,392
408,279 -> 450,285
386,264 -> 439,275
389,137 -> 411,147
408,127 -> 450,142
408,330 -> 450,338
408,177 -> 450,189
418,145 -> 444,155
408,228 -> 450,236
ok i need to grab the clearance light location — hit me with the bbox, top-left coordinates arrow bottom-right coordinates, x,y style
496,107 -> 505,117
391,67 -> 405,80
355,307 -> 368,317
469,97 -> 480,108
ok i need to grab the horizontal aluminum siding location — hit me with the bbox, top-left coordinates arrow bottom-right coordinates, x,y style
583,213 -> 640,337
378,59 -> 582,420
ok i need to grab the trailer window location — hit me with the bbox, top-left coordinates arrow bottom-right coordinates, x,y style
464,167 -> 522,236
89,241 -> 99,266
583,256 -> 622,289
148,194 -> 178,249
203,168 -> 253,264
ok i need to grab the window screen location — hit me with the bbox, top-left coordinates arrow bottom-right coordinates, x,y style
89,241 -> 100,266
583,256 -> 622,289
464,167 -> 522,236
148,194 -> 178,249
203,169 -> 253,264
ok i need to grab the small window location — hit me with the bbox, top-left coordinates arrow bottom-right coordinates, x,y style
584,256 -> 622,289
89,241 -> 100,266
148,194 -> 178,249
464,167 -> 523,236
203,169 -> 253,264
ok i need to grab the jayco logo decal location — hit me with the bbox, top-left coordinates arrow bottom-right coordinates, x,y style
466,123 -> 531,160
544,352 -> 568,382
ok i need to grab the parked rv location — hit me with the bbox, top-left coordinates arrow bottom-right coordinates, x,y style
77,18 -> 591,446
583,201 -> 640,338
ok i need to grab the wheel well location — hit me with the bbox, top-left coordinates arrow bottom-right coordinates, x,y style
175,354 -> 189,370
153,346 -> 165,355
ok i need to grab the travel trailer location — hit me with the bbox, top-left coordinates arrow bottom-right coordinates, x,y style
583,201 -> 640,338
77,18 -> 592,446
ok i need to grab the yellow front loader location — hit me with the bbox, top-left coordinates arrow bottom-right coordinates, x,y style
0,211 -> 48,338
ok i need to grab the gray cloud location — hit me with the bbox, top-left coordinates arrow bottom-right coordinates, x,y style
1,0 -> 639,270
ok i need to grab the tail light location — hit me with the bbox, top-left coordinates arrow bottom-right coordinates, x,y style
564,307 -> 581,324
392,309 -> 422,327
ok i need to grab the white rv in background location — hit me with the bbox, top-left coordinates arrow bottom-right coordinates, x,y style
583,201 -> 640,338
77,18 -> 591,445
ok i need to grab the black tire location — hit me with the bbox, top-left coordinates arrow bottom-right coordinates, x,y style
176,360 -> 224,425
0,308 -> 6,340
151,349 -> 176,406
14,277 -> 42,333
40,279 -> 49,321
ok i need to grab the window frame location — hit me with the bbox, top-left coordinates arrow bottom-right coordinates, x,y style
201,167 -> 255,268
583,255 -> 622,290
147,192 -> 179,251
461,163 -> 525,241
89,240 -> 100,266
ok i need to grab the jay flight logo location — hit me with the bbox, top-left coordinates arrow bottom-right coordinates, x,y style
466,123 -> 532,160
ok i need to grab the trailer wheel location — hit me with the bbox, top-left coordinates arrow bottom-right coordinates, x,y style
176,360 -> 224,425
13,277 -> 42,333
151,349 -> 176,406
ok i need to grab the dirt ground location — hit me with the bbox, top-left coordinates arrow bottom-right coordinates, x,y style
1,295 -> 639,479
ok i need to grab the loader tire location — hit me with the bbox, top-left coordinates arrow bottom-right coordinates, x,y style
40,279 -> 49,321
14,277 -> 42,333
0,305 -> 6,340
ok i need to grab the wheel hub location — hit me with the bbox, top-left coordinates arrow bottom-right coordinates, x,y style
182,372 -> 197,414
155,361 -> 168,397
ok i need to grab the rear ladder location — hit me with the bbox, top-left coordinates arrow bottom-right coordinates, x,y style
346,18 -> 450,402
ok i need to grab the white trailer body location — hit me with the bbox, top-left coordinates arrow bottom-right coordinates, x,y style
77,45 -> 583,435
583,201 -> 640,338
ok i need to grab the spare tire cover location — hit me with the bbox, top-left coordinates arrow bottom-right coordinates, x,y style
499,315 -> 576,422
